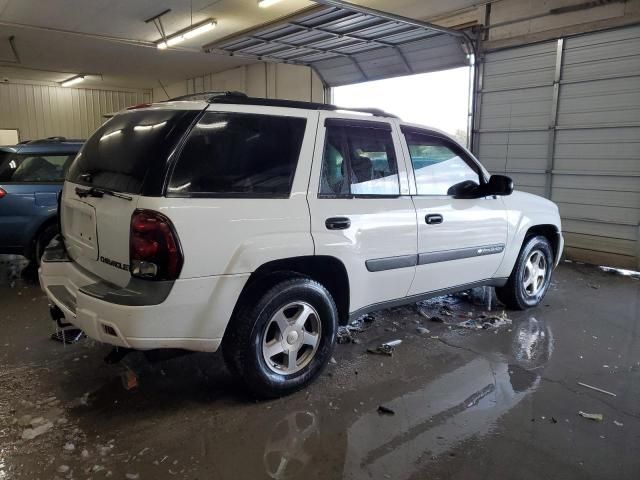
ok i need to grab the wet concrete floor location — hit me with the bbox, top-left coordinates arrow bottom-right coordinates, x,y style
0,255 -> 638,479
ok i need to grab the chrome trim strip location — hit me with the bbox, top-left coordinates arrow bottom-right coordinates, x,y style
418,244 -> 505,265
365,254 -> 418,272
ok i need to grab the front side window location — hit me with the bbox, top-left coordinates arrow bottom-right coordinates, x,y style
319,124 -> 400,197
169,112 -> 307,197
0,153 -> 76,182
405,132 -> 480,196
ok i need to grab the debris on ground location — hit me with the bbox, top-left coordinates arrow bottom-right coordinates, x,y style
78,392 -> 90,406
613,420 -> 623,427
377,405 -> 395,415
63,442 -> 75,452
578,411 -> 604,422
457,311 -> 512,330
577,381 -> 616,397
125,474 -> 140,480
367,340 -> 402,356
439,305 -> 454,317
416,326 -> 430,334
329,357 -> 337,365
57,465 -> 70,474
121,368 -> 139,391
21,421 -> 53,440
337,316 -> 374,344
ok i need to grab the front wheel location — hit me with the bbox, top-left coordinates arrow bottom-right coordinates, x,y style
223,275 -> 337,398
496,235 -> 554,310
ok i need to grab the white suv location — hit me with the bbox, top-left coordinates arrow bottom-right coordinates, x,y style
40,92 -> 563,397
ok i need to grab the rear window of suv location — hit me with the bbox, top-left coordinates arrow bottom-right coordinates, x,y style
168,112 -> 307,197
0,152 -> 76,182
66,109 -> 198,194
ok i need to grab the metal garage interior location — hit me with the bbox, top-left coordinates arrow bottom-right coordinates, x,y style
474,24 -> 640,270
2,2 -> 640,479
0,1 -> 637,272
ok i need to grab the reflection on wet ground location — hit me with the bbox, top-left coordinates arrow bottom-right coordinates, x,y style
0,255 -> 638,479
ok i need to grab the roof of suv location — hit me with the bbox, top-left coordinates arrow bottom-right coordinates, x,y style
155,91 -> 399,119
1,137 -> 84,154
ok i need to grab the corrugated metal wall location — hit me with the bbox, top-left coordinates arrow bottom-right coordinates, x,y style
152,63 -> 325,103
475,25 -> 640,270
0,82 -> 152,141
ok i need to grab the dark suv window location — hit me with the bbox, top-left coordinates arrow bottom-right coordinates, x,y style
168,112 -> 307,197
67,109 -> 198,194
0,153 -> 76,182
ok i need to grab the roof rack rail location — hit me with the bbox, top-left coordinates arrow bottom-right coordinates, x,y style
210,94 -> 398,118
23,137 -> 85,144
165,91 -> 397,118
166,91 -> 248,102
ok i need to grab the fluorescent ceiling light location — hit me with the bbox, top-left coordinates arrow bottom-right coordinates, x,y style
156,20 -> 216,49
258,0 -> 285,7
60,75 -> 84,87
184,21 -> 216,39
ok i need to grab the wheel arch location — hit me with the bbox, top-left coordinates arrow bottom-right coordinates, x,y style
524,224 -> 561,263
227,255 -> 350,331
25,214 -> 58,259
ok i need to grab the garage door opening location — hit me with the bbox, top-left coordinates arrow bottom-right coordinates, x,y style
332,66 -> 472,146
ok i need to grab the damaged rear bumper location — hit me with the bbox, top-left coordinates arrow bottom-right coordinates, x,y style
39,240 -> 249,353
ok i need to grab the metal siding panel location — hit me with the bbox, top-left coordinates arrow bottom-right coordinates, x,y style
562,219 -> 637,241
0,82 -> 151,140
563,232 -> 636,257
477,27 -> 640,269
552,187 -> 640,209
480,86 -> 553,130
558,202 -> 638,226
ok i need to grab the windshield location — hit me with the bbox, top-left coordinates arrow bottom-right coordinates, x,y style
66,109 -> 199,194
0,151 -> 77,182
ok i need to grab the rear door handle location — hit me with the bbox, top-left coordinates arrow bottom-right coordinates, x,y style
425,214 -> 443,225
325,217 -> 351,230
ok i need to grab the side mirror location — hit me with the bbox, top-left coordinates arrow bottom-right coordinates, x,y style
486,174 -> 514,196
447,180 -> 480,198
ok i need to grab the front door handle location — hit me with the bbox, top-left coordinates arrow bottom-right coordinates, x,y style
325,217 -> 351,230
425,214 -> 443,225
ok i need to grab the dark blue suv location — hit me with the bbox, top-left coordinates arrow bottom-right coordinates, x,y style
0,137 -> 83,264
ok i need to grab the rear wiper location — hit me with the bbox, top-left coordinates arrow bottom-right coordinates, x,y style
75,186 -> 132,201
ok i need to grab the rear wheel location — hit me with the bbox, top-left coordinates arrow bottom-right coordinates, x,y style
223,275 -> 337,398
496,235 -> 553,310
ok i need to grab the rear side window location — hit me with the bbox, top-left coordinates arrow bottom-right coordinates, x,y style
0,153 -> 76,182
168,112 -> 306,197
319,123 -> 400,197
67,109 -> 198,194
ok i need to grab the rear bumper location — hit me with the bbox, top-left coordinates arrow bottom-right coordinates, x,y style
39,244 -> 250,352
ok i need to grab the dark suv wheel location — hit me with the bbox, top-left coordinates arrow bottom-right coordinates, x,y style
223,275 -> 337,398
34,224 -> 58,266
496,235 -> 554,310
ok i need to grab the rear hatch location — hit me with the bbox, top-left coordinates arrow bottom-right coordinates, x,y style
61,106 -> 201,287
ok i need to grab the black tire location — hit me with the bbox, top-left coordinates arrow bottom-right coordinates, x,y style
223,275 -> 338,399
34,224 -> 58,266
496,235 -> 554,310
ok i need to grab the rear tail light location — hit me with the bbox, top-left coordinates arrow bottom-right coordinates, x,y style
0,187 -> 6,199
130,209 -> 183,280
